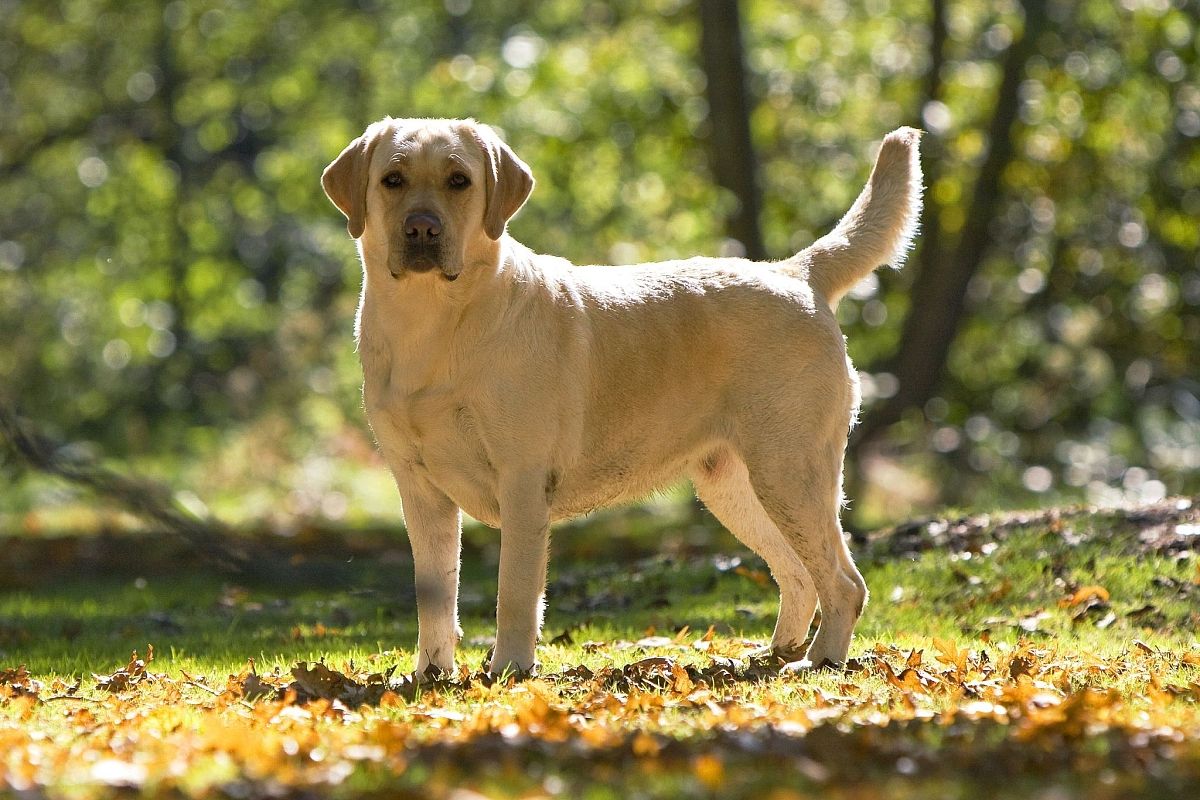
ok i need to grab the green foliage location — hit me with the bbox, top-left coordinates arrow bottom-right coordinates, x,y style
0,0 -> 1197,522
926,1 -> 1200,509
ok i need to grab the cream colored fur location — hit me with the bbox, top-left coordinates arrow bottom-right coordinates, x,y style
321,118 -> 923,677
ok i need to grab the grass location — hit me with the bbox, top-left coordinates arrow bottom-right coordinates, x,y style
2,500 -> 1200,798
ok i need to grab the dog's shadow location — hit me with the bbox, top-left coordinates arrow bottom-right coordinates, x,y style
1,522 -> 779,677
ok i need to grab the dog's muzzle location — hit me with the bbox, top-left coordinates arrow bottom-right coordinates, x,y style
392,212 -> 458,280
403,212 -> 442,273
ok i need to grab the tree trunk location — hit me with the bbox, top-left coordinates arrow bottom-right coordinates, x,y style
697,0 -> 766,261
850,0 -> 1046,456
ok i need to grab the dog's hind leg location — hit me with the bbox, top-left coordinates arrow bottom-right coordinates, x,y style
738,435 -> 867,667
692,449 -> 818,660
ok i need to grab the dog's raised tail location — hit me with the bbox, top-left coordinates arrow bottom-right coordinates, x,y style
795,127 -> 923,310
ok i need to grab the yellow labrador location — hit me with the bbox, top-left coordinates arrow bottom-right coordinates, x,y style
322,118 -> 922,677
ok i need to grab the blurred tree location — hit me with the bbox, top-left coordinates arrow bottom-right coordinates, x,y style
698,0 -> 766,259
0,0 -> 1196,529
850,0 -> 1048,454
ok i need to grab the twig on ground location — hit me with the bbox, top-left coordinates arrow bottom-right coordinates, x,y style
0,402 -> 253,575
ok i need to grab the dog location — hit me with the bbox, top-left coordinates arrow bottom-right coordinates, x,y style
322,118 -> 922,677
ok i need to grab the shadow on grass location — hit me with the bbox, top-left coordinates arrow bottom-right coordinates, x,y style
14,497 -> 1195,677
0,512 -> 779,676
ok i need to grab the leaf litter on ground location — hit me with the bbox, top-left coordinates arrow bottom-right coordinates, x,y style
3,498 -> 1200,798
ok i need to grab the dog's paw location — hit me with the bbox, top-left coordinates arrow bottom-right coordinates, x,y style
413,660 -> 455,683
780,658 -> 814,674
414,636 -> 458,678
768,640 -> 811,663
746,642 -> 809,668
781,656 -> 844,673
803,643 -> 850,670
487,657 -> 539,681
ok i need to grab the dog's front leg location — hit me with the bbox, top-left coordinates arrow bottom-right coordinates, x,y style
490,471 -> 551,677
396,473 -> 463,678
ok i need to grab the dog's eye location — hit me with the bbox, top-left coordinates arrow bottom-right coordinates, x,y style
447,172 -> 471,190
381,171 -> 405,188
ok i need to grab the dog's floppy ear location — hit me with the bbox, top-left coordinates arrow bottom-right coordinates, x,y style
322,120 -> 390,239
472,123 -> 534,240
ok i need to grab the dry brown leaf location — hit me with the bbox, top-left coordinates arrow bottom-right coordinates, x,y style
94,647 -> 158,694
283,661 -> 401,706
0,665 -> 42,700
692,753 -> 725,789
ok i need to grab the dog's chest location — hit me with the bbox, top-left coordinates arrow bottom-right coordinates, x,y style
364,379 -> 501,521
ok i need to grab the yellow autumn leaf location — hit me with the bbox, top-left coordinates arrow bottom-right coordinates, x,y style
631,731 -> 661,757
692,753 -> 724,789
933,636 -> 968,675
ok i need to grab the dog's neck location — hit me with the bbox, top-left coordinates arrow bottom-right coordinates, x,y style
354,235 -> 543,374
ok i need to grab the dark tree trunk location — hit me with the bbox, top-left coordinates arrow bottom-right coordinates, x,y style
924,0 -> 948,119
698,0 -> 766,261
850,0 -> 1047,457
155,28 -> 193,364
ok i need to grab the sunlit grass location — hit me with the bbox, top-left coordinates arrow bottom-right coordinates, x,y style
2,504 -> 1200,798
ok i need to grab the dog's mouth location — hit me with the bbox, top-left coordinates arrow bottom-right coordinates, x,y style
401,244 -> 441,272
390,245 -> 460,281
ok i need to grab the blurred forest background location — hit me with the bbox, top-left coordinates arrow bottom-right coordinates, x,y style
0,0 -> 1197,535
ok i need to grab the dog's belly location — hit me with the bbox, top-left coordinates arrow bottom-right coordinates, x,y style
415,435 -> 691,527
369,385 -> 708,528
547,455 -> 693,519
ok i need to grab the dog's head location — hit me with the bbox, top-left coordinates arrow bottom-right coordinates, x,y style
322,118 -> 534,281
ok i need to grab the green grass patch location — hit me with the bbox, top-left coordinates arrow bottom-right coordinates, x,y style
2,501 -> 1200,798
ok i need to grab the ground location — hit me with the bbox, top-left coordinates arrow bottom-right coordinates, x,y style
2,499 -> 1200,798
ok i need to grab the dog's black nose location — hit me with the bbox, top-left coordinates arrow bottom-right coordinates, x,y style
404,213 -> 442,242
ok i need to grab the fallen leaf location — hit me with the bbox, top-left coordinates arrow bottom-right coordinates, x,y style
734,565 -> 771,587
230,664 -> 277,701
692,753 -> 724,789
282,661 -> 401,706
631,731 -> 661,757
987,578 -> 1013,602
1062,585 -> 1110,608
0,665 -> 42,700
933,637 -> 969,677
549,623 -> 581,646
94,647 -> 158,694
